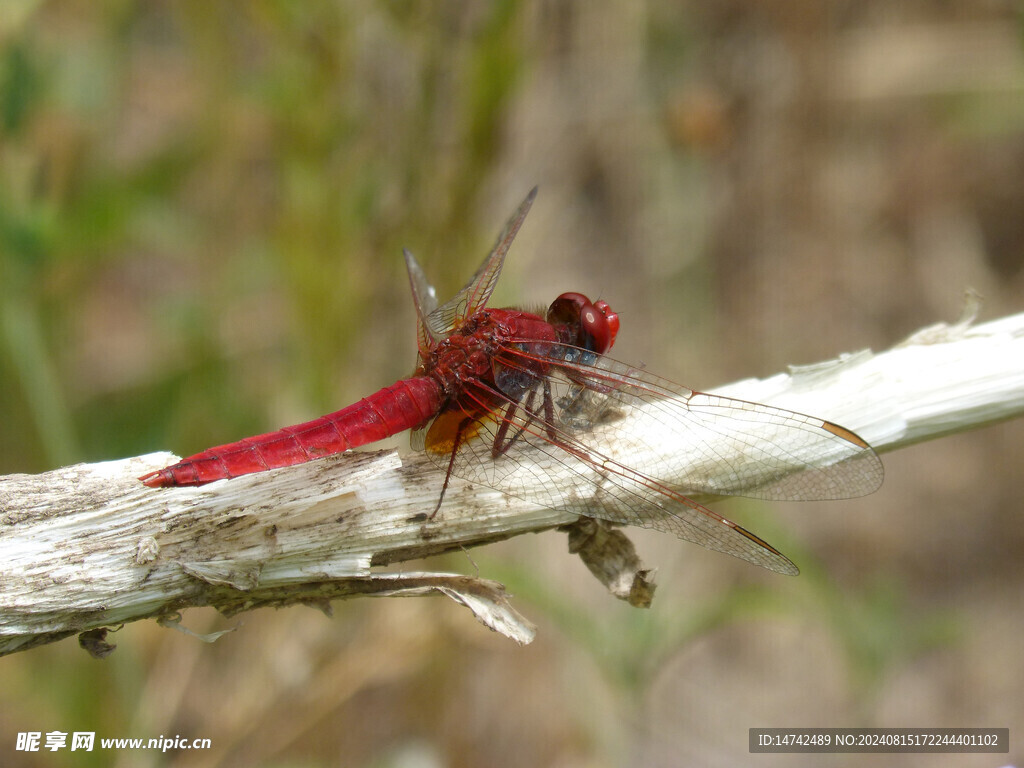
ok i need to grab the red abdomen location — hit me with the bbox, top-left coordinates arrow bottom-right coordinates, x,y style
140,377 -> 444,487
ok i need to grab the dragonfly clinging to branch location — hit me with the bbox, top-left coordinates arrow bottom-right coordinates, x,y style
142,188 -> 883,575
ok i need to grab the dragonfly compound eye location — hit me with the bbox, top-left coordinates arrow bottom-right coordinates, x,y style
548,292 -> 616,354
593,300 -> 619,350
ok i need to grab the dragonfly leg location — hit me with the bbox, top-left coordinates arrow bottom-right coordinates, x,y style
430,414 -> 473,519
541,378 -> 557,440
490,380 -> 559,458
492,395 -> 527,457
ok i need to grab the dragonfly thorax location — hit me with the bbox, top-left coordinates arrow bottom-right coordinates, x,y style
417,308 -> 555,398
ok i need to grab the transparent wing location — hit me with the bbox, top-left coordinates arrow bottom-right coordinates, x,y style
417,188 -> 538,341
422,343 -> 883,575
404,248 -> 439,355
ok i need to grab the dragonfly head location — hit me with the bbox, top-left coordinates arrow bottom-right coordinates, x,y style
547,292 -> 620,354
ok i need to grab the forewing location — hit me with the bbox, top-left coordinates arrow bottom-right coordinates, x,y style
513,345 -> 884,501
421,188 -> 538,339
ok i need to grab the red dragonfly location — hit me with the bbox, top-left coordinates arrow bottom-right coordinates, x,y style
141,189 -> 883,575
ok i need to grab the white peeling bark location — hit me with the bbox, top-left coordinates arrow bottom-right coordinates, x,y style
1,305 -> 1021,655
713,300 -> 1024,452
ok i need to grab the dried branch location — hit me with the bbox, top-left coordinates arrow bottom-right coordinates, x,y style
1,305 -> 1021,655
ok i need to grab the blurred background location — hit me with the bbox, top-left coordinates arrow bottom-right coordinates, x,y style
1,1 -> 1023,766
